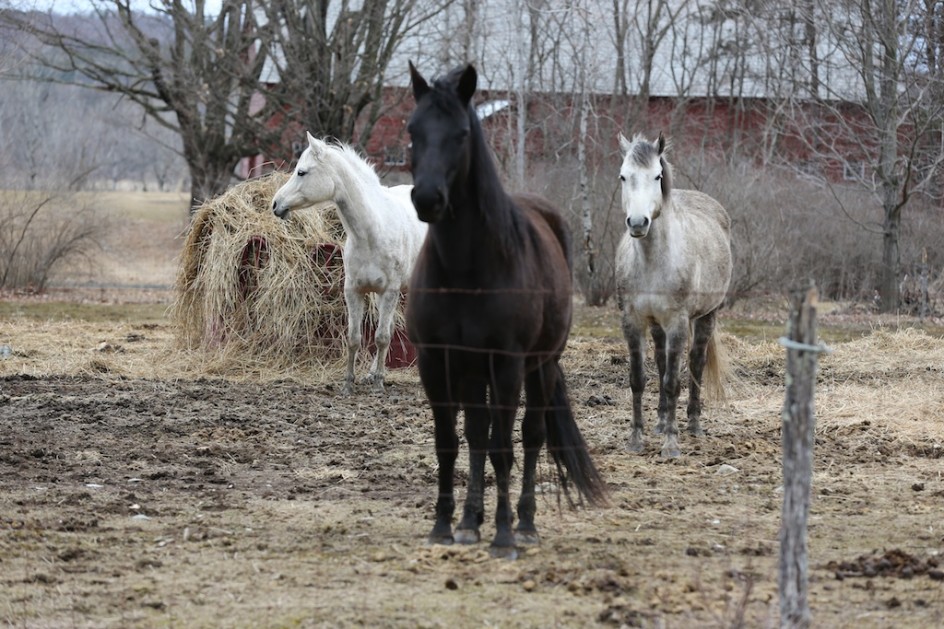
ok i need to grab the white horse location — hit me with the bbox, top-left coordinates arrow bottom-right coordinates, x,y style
615,132 -> 732,458
272,132 -> 427,395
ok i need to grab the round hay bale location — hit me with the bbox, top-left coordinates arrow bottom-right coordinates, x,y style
171,172 -> 356,375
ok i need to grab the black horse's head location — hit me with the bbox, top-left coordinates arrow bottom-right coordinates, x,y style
407,62 -> 477,223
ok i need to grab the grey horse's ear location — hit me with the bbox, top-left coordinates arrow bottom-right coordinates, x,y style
618,133 -> 632,156
457,64 -> 477,104
657,132 -> 666,155
409,61 -> 429,101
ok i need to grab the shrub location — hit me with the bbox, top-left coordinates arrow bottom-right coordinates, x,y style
0,190 -> 105,292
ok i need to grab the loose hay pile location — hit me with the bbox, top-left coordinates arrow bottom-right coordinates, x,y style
170,172 -> 355,377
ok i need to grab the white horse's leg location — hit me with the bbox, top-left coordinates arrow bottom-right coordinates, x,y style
622,310 -> 647,453
368,289 -> 399,393
342,284 -> 366,396
659,318 -> 689,458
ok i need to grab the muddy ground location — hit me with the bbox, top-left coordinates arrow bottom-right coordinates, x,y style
1,307 -> 943,628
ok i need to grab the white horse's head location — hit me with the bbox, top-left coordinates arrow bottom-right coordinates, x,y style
272,132 -> 337,219
618,132 -> 671,239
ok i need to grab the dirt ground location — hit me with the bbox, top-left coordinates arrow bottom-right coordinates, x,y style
1,193 -> 944,627
2,309 -> 943,628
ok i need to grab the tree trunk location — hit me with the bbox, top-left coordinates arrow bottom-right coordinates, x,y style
779,281 -> 821,629
578,90 -> 599,303
188,159 -> 239,213
880,209 -> 901,311
876,0 -> 901,312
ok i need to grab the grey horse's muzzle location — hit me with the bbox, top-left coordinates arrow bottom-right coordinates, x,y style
627,215 -> 650,238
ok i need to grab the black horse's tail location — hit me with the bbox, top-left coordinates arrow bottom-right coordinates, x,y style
545,362 -> 609,508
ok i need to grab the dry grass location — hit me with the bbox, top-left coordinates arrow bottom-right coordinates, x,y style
169,172 -> 359,377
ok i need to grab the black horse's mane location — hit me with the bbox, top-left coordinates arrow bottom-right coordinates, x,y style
431,67 -> 527,260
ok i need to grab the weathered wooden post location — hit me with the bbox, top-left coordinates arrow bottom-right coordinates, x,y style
779,281 -> 828,629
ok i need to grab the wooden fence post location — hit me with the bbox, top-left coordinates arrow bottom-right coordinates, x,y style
779,281 -> 827,629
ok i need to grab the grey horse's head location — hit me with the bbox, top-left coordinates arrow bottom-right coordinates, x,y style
617,132 -> 672,238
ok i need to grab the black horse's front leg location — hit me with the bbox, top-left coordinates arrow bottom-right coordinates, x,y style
419,354 -> 460,544
487,357 -> 524,558
455,377 -> 488,544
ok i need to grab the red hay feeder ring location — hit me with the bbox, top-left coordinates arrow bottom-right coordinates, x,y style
236,237 -> 416,369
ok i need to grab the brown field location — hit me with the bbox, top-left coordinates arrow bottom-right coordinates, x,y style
1,191 -> 943,628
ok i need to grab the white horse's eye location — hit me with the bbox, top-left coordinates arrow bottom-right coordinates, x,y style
655,174 -> 663,181
297,169 -> 307,177
619,174 -> 626,182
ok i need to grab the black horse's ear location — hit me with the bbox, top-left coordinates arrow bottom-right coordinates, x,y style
657,132 -> 666,155
457,64 -> 477,104
409,61 -> 429,101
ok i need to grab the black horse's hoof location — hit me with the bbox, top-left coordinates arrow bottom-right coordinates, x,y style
428,524 -> 454,545
454,528 -> 480,544
489,544 -> 519,560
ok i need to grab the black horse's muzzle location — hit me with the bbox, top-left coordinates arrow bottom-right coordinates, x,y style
410,184 -> 448,223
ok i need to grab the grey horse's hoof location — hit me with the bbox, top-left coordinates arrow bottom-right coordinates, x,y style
514,529 -> 540,546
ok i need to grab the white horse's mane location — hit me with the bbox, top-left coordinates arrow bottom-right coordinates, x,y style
324,140 -> 383,189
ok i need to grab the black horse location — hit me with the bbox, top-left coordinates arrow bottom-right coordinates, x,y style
405,62 -> 607,558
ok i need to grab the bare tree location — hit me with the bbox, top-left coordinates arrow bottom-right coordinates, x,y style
260,0 -> 452,158
777,0 -> 944,311
1,1 -> 274,210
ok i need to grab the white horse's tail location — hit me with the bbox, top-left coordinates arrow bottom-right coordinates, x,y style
703,327 -> 734,405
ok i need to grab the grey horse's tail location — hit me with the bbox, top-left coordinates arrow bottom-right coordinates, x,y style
545,362 -> 609,508
704,327 -> 733,404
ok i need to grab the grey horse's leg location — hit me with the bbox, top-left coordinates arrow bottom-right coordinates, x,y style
622,311 -> 647,453
367,289 -> 399,393
660,321 -> 689,458
455,376 -> 488,545
342,284 -> 366,396
687,310 -> 716,436
651,323 -> 668,434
